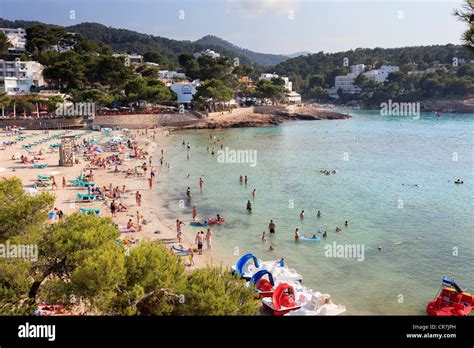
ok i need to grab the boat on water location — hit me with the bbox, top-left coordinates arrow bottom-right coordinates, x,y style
426,277 -> 473,316
232,253 -> 303,282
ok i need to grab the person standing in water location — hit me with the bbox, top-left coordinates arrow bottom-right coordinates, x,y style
261,231 -> 266,242
252,189 -> 256,198
239,175 -> 243,184
269,220 -> 276,234
345,220 -> 348,227
244,175 -> 248,184
316,210 -> 321,218
323,231 -> 328,240
294,228 -> 300,240
205,228 -> 213,251
186,187 -> 192,199
199,177 -> 204,191
246,200 -> 252,213
300,210 -> 305,219
192,206 -> 198,222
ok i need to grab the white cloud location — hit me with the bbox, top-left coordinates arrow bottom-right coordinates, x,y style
226,0 -> 301,17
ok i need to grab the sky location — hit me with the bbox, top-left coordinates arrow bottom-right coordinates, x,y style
0,0 -> 468,55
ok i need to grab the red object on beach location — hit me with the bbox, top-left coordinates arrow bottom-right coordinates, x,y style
256,278 -> 274,298
208,218 -> 225,225
426,278 -> 473,316
261,283 -> 301,316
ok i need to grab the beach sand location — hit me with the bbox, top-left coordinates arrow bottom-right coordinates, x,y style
0,128 -> 217,271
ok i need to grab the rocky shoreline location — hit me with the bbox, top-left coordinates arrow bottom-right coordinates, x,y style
176,106 -> 350,130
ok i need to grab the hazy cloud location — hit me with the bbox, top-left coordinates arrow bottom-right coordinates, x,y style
226,0 -> 301,17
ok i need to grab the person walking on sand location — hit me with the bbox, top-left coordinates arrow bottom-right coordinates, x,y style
148,177 -> 153,190
269,220 -> 276,234
110,200 -> 117,218
262,231 -> 266,242
195,231 -> 205,255
62,176 -> 66,189
176,220 -> 185,239
51,176 -> 57,190
135,191 -> 142,206
188,247 -> 195,266
192,206 -> 198,222
205,228 -> 213,250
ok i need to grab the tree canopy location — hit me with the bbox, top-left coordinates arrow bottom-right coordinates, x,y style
0,178 -> 259,316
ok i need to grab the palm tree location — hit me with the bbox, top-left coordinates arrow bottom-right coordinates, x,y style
454,0 -> 474,54
0,93 -> 10,118
27,94 -> 42,118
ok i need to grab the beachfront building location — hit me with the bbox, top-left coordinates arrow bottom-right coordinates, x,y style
260,73 -> 293,92
239,76 -> 256,90
0,28 -> 27,56
284,91 -> 302,103
170,80 -> 200,104
0,60 -> 46,95
193,49 -> 221,60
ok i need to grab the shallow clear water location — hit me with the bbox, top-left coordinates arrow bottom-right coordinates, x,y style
156,111 -> 474,315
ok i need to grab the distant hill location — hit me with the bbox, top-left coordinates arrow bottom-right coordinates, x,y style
285,51 -> 311,58
194,35 -> 289,66
0,18 -> 291,67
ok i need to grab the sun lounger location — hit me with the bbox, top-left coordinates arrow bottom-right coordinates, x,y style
119,227 -> 135,233
79,207 -> 100,215
77,193 -> 96,202
33,163 -> 48,169
37,174 -> 51,181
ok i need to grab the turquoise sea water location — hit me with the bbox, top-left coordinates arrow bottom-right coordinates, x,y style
156,111 -> 473,315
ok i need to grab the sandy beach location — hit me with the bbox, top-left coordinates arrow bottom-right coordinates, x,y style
0,128 -> 217,271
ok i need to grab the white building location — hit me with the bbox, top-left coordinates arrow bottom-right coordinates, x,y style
112,53 -> 143,66
364,65 -> 399,82
0,28 -> 27,56
193,49 -> 221,60
170,81 -> 200,104
259,73 -> 293,92
284,91 -> 301,103
329,64 -> 399,98
159,70 -> 187,80
0,60 -> 46,95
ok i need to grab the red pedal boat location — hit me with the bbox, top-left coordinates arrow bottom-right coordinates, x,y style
426,277 -> 473,316
261,283 -> 301,316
